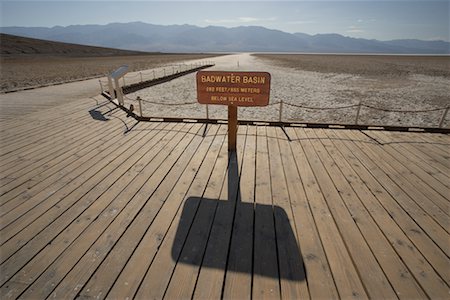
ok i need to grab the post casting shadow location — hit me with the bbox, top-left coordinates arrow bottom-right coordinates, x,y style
171,151 -> 305,281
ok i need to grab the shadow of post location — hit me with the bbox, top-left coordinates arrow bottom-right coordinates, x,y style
89,108 -> 110,121
171,151 -> 304,281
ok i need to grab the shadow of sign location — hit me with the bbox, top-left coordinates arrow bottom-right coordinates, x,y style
171,152 -> 305,281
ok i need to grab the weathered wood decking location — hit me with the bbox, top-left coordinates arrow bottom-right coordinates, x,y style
0,97 -> 449,299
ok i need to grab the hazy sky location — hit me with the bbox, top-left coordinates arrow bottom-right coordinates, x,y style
1,1 -> 449,41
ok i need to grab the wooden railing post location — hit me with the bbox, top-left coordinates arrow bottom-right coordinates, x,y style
137,96 -> 143,117
99,80 -> 103,93
355,101 -> 362,125
439,107 -> 449,128
206,104 -> 209,120
279,100 -> 284,122
139,72 -> 143,82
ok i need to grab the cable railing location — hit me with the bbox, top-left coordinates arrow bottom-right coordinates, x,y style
118,94 -> 449,129
102,61 -> 448,130
98,61 -> 215,93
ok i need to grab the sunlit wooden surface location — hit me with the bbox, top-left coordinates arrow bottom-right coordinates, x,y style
0,97 -> 448,299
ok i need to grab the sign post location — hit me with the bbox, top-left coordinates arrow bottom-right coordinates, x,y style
228,105 -> 238,151
110,65 -> 129,105
196,71 -> 271,151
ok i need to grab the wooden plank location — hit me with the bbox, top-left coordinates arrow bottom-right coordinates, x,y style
300,127 -> 396,299
0,122 -> 168,266
0,109 -> 129,204
38,124 -> 208,299
79,124 -> 224,300
409,132 -> 450,156
0,97 -> 93,135
0,111 -> 93,161
191,126 -> 247,299
286,126 -> 368,299
328,130 -> 450,291
392,131 -> 450,174
312,128 -> 428,298
0,119 -> 157,237
343,131 -> 449,234
0,114 -> 129,205
222,126 -> 256,300
3,123 -> 199,299
367,131 -> 449,210
0,113 -> 135,214
406,142 -> 450,170
252,125 -> 281,300
162,127 -> 245,299
0,102 -> 89,144
365,131 -> 450,189
266,126 -> 309,299
0,99 -> 98,156
0,122 -> 176,288
276,127 -> 339,299
0,103 -> 117,166
131,126 -> 229,300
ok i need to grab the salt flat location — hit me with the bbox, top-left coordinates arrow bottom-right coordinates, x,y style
126,53 -> 450,128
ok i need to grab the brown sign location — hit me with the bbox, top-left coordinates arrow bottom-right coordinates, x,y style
196,71 -> 271,106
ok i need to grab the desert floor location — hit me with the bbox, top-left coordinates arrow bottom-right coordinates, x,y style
1,52 -> 449,128
0,54 -> 219,92
126,53 -> 450,128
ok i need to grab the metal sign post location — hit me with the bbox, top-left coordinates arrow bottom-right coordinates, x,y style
196,71 -> 271,151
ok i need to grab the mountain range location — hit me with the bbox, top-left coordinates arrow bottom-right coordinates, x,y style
1,22 -> 449,54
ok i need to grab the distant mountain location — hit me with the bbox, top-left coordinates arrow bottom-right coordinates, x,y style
1,22 -> 449,54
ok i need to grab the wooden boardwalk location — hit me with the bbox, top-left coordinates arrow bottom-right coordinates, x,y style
0,96 -> 449,299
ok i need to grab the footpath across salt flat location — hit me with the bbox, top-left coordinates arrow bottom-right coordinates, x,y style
0,57 -> 216,121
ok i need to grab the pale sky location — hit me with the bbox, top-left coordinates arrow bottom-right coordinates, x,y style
1,1 -> 449,41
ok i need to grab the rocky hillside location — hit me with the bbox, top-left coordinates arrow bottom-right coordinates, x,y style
0,33 -> 151,56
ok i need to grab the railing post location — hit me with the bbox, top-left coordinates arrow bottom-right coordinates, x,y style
99,80 -> 103,93
172,66 -> 175,74
139,72 -> 143,82
163,68 -> 166,76
206,104 -> 209,120
153,70 -> 156,79
279,100 -> 283,122
438,107 -> 449,128
355,101 -> 362,125
137,96 -> 143,117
